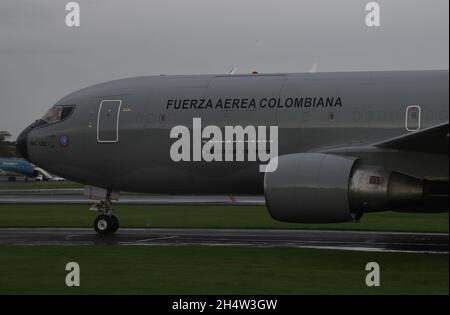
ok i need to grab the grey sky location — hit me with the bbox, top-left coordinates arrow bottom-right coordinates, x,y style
0,0 -> 448,139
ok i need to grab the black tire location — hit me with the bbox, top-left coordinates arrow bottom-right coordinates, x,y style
94,214 -> 113,234
110,215 -> 119,233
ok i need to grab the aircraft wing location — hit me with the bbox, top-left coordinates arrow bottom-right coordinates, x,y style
373,122 -> 449,154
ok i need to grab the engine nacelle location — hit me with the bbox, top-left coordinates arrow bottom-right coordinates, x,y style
264,153 -> 358,223
263,153 -> 438,223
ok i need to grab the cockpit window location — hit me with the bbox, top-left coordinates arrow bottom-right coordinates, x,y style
42,105 -> 75,124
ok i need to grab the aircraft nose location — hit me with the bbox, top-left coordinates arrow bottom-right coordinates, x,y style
16,120 -> 43,162
16,128 -> 30,161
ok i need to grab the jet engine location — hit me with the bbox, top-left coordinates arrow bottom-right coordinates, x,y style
263,153 -> 446,223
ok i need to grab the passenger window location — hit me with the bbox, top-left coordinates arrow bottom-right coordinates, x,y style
328,112 -> 335,121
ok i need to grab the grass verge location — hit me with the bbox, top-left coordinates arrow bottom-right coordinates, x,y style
0,204 -> 448,232
0,246 -> 447,294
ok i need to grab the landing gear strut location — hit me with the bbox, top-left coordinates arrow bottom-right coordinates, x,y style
90,191 -> 119,235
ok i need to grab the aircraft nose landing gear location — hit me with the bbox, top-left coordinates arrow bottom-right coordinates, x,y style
90,191 -> 120,235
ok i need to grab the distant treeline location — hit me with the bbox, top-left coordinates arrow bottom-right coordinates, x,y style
0,131 -> 17,158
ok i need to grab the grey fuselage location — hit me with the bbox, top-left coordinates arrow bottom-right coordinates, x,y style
23,70 -> 449,194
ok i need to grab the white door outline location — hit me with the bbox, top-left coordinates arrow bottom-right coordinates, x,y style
97,100 -> 122,143
405,105 -> 421,132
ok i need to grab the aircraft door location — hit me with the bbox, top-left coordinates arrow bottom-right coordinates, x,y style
405,105 -> 421,131
97,100 -> 122,143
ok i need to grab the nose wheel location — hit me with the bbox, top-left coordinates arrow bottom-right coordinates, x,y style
94,214 -> 119,234
90,190 -> 120,235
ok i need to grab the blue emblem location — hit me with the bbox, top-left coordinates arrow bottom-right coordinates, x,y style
59,135 -> 69,147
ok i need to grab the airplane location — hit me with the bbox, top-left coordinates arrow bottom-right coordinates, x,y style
0,158 -> 37,181
0,158 -> 62,182
16,70 -> 449,234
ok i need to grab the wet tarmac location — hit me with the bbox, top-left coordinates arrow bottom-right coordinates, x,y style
0,227 -> 447,254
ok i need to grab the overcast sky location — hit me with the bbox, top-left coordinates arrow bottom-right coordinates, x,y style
0,0 -> 448,139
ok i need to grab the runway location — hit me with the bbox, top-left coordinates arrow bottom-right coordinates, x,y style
0,227 -> 447,254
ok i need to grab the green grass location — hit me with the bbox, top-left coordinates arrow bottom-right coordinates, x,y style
0,182 -> 82,190
0,204 -> 448,232
0,246 -> 447,294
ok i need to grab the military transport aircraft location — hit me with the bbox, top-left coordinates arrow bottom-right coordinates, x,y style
16,70 -> 449,234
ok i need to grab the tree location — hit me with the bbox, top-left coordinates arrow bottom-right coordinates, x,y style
0,131 -> 12,157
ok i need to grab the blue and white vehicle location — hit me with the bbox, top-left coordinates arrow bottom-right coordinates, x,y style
0,158 -> 37,181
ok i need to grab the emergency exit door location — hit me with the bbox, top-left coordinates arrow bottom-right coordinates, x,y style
97,100 -> 122,143
405,105 -> 421,131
